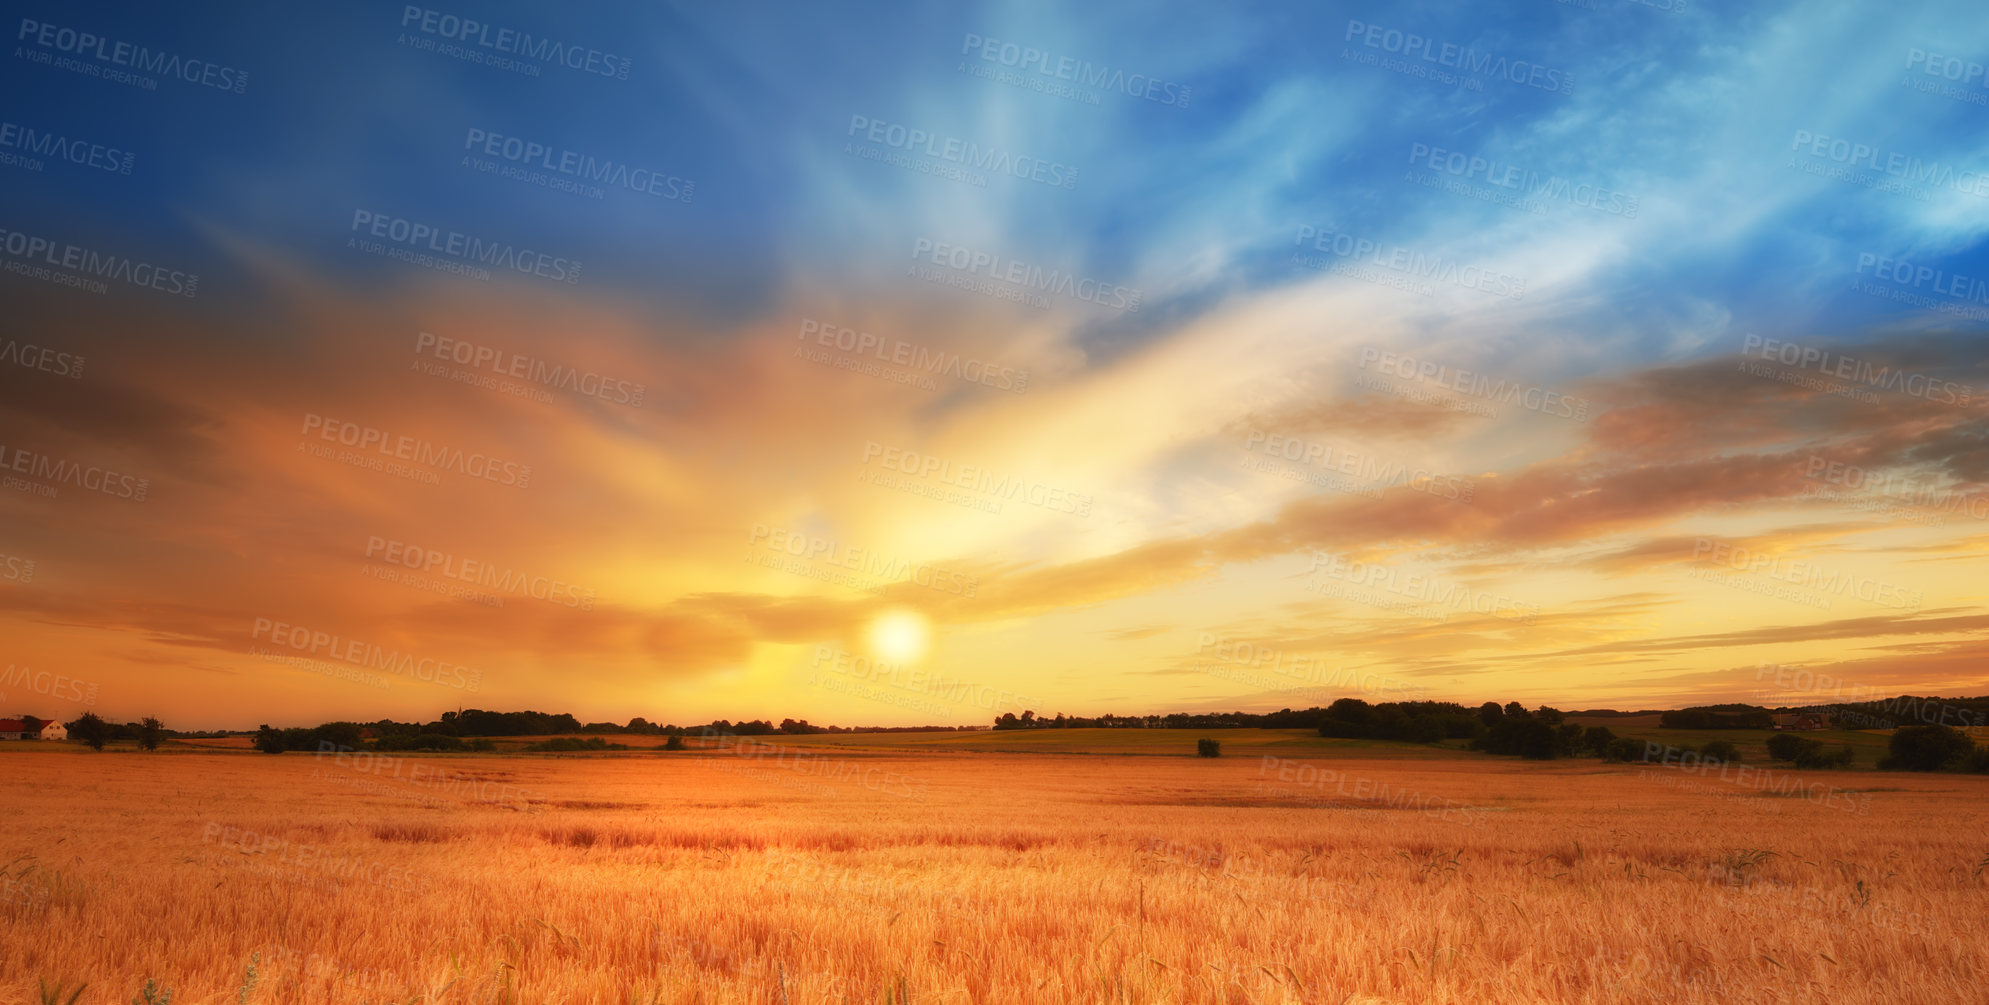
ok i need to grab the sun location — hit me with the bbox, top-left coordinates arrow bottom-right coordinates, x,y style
867,608 -> 931,663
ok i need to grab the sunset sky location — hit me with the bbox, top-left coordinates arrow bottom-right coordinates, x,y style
3,0 -> 1987,730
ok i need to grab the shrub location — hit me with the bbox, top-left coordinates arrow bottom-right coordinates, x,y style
1881,725 -> 1974,771
253,725 -> 285,755
1961,747 -> 1989,774
1196,738 -> 1221,758
1765,733 -> 1813,762
1698,740 -> 1741,764
374,733 -> 467,752
1794,744 -> 1853,770
664,735 -> 685,751
1603,737 -> 1643,762
1472,718 -> 1560,759
525,736 -> 628,752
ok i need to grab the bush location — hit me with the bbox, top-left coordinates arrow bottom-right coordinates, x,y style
253,725 -> 285,754
1961,747 -> 1989,774
1881,725 -> 1974,771
1765,733 -> 1812,762
524,736 -> 628,752
373,733 -> 467,752
1698,740 -> 1741,764
1472,717 -> 1560,759
664,735 -> 685,751
1196,738 -> 1221,758
1603,737 -> 1644,762
1794,744 -> 1854,770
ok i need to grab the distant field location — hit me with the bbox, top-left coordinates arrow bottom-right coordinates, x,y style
38,723 -> 1902,766
5,745 -> 1986,1004
1568,717 -> 1894,767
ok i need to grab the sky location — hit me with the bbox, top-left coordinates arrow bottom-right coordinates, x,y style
2,0 -> 1988,730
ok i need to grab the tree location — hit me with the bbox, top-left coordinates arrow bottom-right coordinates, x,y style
1405,716 -> 1446,744
1196,738 -> 1221,757
254,724 -> 286,754
1473,717 -> 1559,759
1503,701 -> 1528,719
664,735 -> 685,750
137,717 -> 164,751
1881,725 -> 1974,771
68,712 -> 112,750
1582,726 -> 1617,757
1478,702 -> 1504,727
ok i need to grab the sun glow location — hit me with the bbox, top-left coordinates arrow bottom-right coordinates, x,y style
868,608 -> 931,664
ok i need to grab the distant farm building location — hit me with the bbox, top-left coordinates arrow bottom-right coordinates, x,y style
0,717 -> 44,740
1771,712 -> 1826,731
39,721 -> 66,741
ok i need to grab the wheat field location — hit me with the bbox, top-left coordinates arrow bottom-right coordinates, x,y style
2,742 -> 1985,1004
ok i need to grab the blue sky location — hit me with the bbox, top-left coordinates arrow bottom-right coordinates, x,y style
6,0 -> 1989,727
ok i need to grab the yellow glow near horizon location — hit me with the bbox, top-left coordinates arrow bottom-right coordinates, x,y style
868,609 -> 931,664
